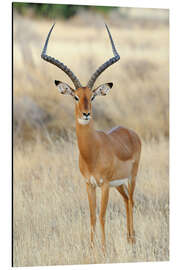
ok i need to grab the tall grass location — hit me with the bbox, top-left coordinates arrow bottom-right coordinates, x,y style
13,10 -> 169,266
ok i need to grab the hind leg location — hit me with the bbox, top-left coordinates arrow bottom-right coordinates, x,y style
127,183 -> 135,243
116,161 -> 140,243
116,185 -> 132,242
127,160 -> 140,243
116,183 -> 135,243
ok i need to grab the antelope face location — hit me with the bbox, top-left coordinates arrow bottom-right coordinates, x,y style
55,81 -> 114,125
74,87 -> 93,125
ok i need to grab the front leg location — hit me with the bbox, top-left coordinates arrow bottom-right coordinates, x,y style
99,182 -> 109,253
86,182 -> 96,248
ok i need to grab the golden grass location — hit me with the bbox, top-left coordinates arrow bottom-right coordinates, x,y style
13,136 -> 169,266
13,12 -> 169,266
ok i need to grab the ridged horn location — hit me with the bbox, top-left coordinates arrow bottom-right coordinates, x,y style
41,24 -> 82,89
87,24 -> 120,89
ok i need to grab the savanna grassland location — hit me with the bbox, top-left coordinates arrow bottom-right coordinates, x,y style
13,8 -> 169,267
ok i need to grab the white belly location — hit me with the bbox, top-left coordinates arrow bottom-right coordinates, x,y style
87,176 -> 129,188
109,178 -> 128,187
86,177 -> 130,198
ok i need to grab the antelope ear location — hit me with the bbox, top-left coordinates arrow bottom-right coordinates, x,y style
55,80 -> 75,96
93,82 -> 113,96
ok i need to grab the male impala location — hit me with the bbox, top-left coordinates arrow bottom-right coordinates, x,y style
41,24 -> 141,252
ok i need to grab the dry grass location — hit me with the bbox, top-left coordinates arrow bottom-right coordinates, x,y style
13,136 -> 169,266
13,10 -> 169,267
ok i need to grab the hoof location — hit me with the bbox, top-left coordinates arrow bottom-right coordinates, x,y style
127,231 -> 136,244
127,236 -> 136,244
90,241 -> 94,249
102,245 -> 106,256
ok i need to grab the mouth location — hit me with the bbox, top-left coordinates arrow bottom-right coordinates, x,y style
78,116 -> 91,125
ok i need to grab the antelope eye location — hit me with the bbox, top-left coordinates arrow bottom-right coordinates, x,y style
91,95 -> 95,102
74,96 -> 79,101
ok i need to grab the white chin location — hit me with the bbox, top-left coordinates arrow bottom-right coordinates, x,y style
78,118 -> 90,125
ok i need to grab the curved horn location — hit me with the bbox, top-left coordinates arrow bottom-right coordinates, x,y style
41,24 -> 82,89
87,24 -> 120,89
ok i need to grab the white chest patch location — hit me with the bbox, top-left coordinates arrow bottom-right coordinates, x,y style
109,178 -> 128,187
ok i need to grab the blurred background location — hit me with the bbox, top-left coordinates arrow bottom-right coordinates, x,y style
13,3 -> 169,267
13,3 -> 169,142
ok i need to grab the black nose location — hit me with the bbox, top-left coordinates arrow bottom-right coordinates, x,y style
83,112 -> 90,117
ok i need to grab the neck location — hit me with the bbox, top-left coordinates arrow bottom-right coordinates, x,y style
76,118 -> 95,143
76,118 -> 98,161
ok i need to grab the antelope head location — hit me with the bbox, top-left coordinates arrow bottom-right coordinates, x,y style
41,24 -> 120,125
